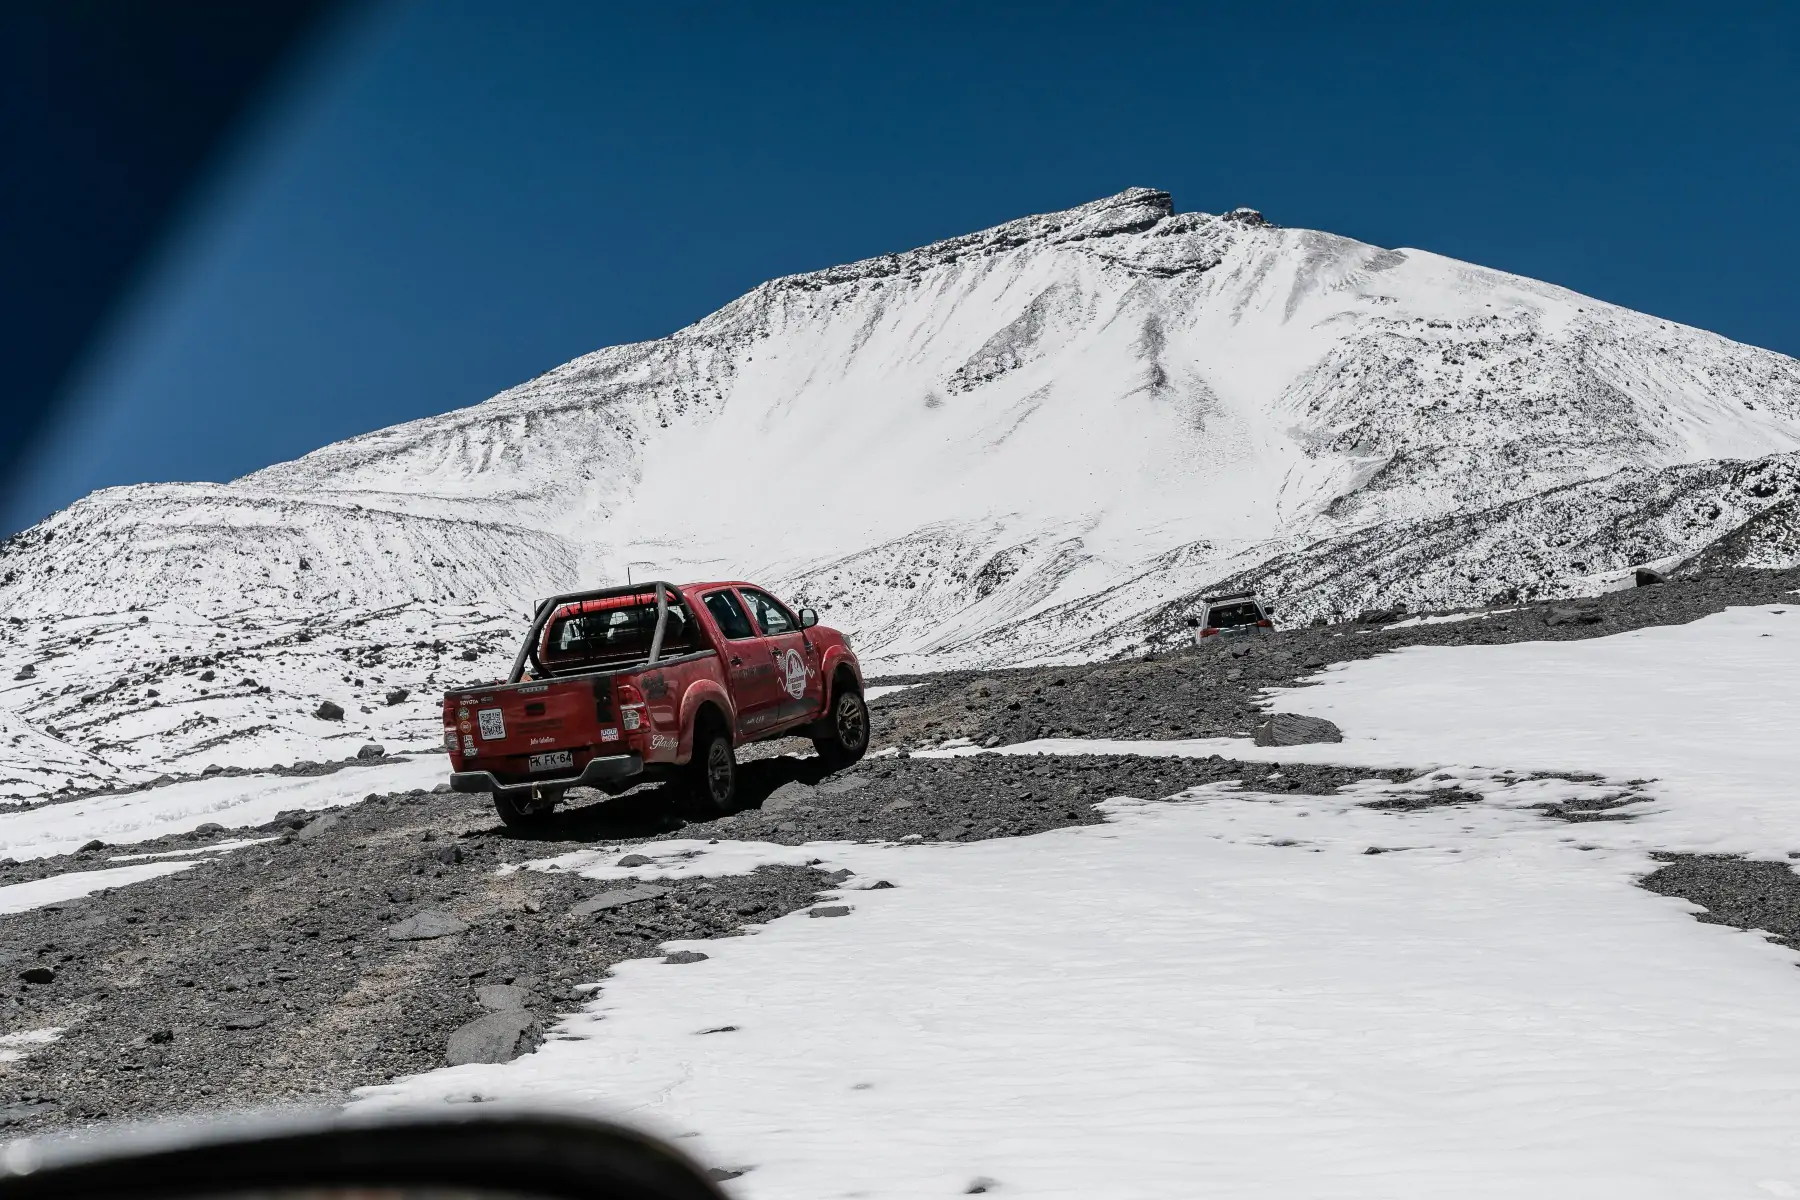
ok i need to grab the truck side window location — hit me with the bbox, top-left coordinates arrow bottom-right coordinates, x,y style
703,590 -> 756,640
740,588 -> 797,635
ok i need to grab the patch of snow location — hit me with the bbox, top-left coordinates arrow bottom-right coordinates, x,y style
356,787 -> 1800,1197
861,684 -> 919,703
0,861 -> 197,915
1383,607 -> 1516,629
106,837 -> 279,862
0,1028 -> 62,1064
0,757 -> 441,861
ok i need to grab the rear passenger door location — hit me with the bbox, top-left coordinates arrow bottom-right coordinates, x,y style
739,587 -> 824,725
701,589 -> 785,737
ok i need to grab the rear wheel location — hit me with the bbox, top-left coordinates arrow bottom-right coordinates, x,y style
681,722 -> 738,814
492,787 -> 561,829
813,685 -> 869,769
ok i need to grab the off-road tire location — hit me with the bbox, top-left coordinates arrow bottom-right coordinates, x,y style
492,788 -> 561,829
813,685 -> 869,769
681,722 -> 738,814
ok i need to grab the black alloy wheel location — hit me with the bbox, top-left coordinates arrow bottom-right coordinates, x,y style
813,686 -> 869,768
683,724 -> 738,814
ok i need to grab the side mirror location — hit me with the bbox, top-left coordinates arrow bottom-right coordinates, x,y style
1185,617 -> 1199,627
799,607 -> 819,629
1263,604 -> 1277,616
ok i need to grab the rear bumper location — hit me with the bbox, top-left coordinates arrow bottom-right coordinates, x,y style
450,752 -> 644,797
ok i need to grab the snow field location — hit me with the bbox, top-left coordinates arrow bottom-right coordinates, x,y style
0,756 -> 442,861
357,789 -> 1800,1198
0,599 -> 514,799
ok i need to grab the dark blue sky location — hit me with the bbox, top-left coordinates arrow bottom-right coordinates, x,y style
11,0 -> 1799,534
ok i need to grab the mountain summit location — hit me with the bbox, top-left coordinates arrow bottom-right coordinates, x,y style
4,189 -> 1799,683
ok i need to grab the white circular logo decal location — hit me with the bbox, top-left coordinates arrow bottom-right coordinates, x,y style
781,648 -> 808,699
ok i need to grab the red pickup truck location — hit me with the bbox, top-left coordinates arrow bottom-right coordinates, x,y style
442,581 -> 866,827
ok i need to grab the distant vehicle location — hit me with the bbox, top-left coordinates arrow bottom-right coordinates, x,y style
441,581 -> 865,826
1186,592 -> 1275,647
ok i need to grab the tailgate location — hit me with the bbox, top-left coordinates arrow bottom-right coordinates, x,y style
445,675 -> 620,778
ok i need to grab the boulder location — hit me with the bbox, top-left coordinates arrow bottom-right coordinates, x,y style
356,743 -> 386,760
570,884 -> 668,918
296,813 -> 340,843
385,688 -> 410,706
762,781 -> 818,814
314,700 -> 345,721
1252,713 -> 1344,747
387,910 -> 470,940
474,984 -> 531,1012
445,1011 -> 534,1065
1634,567 -> 1667,587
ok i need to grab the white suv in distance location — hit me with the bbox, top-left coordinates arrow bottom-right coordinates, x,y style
1186,593 -> 1274,647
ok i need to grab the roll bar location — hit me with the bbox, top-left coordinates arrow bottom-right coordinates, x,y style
508,581 -> 682,684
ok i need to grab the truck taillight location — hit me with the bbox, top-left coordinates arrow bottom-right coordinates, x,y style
615,681 -> 646,731
1256,620 -> 1273,629
1199,626 -> 1219,637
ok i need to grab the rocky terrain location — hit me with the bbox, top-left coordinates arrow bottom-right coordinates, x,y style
4,568 -> 1798,1139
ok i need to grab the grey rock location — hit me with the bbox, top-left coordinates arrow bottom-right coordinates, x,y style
387,910 -> 470,940
815,776 -> 869,796
936,825 -> 965,841
194,822 -> 227,836
19,966 -> 54,985
1544,606 -> 1602,627
296,813 -> 341,843
385,883 -> 416,904
664,950 -> 709,964
460,649 -> 479,661
1252,713 -> 1344,747
434,845 -> 462,866
809,906 -> 851,918
570,884 -> 669,918
431,782 -> 452,794
13,664 -> 35,681
474,984 -> 531,1012
220,1012 -> 270,1030
762,781 -> 818,814
446,1011 -> 534,1066
77,839 -> 107,853
357,743 -> 386,760
385,688 -> 410,706
314,700 -> 345,721
616,854 -> 652,868
1635,567 -> 1667,587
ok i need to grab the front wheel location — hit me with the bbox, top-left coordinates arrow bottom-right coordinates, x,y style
813,686 -> 869,769
681,724 -> 738,814
492,787 -> 561,830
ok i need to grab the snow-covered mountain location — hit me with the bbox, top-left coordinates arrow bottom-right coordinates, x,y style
4,188 -> 1800,794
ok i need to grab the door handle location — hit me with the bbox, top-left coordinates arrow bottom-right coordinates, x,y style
729,656 -> 742,666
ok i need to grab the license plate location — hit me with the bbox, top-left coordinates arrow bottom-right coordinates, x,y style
477,708 -> 505,740
528,750 -> 573,773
